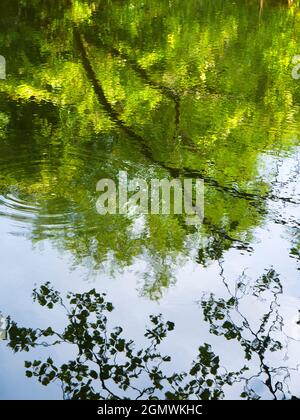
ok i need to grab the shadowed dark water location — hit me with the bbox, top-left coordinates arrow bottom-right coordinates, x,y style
0,0 -> 299,399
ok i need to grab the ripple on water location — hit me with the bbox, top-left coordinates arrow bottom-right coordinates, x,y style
0,144 -> 108,237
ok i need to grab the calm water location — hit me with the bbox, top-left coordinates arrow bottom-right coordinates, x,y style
0,0 -> 300,399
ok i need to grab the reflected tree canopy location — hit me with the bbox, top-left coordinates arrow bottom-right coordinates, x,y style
6,270 -> 300,400
0,0 -> 299,297
0,0 -> 299,401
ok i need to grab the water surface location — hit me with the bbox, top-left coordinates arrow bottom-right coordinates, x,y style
0,0 -> 300,400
